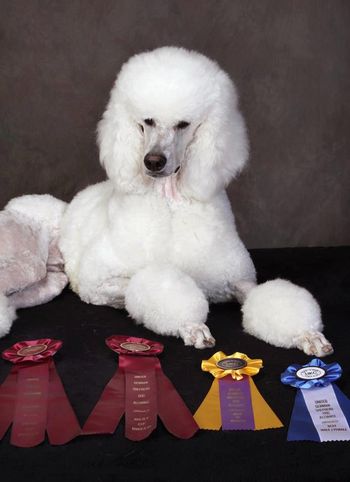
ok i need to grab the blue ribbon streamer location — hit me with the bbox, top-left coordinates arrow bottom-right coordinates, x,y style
287,388 -> 320,441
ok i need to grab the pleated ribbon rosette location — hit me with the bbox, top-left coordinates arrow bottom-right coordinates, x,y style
194,351 -> 283,430
281,358 -> 350,442
82,335 -> 198,441
0,339 -> 81,447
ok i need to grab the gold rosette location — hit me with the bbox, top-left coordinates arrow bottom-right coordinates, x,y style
194,351 -> 283,431
201,351 -> 263,380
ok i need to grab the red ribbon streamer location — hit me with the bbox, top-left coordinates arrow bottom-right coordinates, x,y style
11,362 -> 49,447
0,367 -> 17,440
83,335 -> 198,440
0,339 -> 81,447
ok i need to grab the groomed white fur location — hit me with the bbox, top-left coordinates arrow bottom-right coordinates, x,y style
242,279 -> 333,356
0,294 -> 16,337
6,194 -> 66,234
125,265 -> 214,348
0,194 -> 68,336
60,46 -> 333,355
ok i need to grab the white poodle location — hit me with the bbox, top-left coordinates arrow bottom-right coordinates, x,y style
60,46 -> 333,356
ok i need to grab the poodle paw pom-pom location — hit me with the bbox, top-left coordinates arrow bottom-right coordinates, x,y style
241,278 -> 333,356
125,265 -> 210,345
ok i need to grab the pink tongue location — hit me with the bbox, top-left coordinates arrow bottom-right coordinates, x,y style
162,176 -> 181,201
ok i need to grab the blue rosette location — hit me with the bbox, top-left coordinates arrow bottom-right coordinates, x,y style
281,358 -> 342,389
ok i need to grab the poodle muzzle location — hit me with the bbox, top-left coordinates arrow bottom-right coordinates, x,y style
144,152 -> 179,178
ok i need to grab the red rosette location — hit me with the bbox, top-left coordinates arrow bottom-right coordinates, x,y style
106,335 -> 163,356
2,338 -> 62,364
0,338 -> 80,447
83,334 -> 198,441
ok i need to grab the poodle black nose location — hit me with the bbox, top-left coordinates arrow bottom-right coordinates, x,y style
144,153 -> 167,172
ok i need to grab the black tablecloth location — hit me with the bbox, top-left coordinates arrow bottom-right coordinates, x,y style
1,247 -> 349,481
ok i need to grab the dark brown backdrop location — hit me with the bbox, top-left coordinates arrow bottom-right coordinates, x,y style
1,0 -> 349,248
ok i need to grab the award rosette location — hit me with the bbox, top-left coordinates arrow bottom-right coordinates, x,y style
281,358 -> 350,442
194,351 -> 283,430
82,335 -> 198,441
0,339 -> 81,447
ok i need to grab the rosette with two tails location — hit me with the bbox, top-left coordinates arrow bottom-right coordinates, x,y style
0,339 -> 81,447
281,358 -> 350,441
194,351 -> 283,430
82,335 -> 198,441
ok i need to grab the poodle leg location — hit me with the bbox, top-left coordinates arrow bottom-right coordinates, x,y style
234,280 -> 257,304
0,293 -> 16,337
125,265 -> 215,349
241,278 -> 333,357
69,243 -> 131,308
8,271 -> 68,309
77,274 -> 130,309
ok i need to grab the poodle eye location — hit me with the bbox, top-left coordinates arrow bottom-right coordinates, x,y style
176,121 -> 190,130
144,118 -> 155,127
138,123 -> 144,133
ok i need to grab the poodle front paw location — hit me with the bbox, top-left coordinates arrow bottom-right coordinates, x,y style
295,331 -> 334,357
179,323 -> 215,349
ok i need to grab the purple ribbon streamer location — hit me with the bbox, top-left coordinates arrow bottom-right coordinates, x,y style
219,376 -> 255,430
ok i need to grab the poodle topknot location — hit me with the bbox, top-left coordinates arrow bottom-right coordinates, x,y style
97,46 -> 248,201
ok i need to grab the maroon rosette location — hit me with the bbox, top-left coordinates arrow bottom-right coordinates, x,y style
83,335 -> 198,441
2,338 -> 62,364
106,335 -> 163,356
0,339 -> 81,447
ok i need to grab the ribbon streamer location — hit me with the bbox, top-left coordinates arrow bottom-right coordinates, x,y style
281,358 -> 350,442
0,339 -> 81,447
194,351 -> 283,431
82,335 -> 198,441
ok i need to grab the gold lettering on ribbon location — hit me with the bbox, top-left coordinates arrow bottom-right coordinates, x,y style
225,386 -> 248,423
127,372 -> 155,433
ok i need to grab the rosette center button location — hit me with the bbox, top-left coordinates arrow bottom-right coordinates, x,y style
216,358 -> 247,370
17,344 -> 48,357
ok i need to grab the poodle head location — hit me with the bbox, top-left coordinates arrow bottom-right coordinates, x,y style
98,46 -> 248,201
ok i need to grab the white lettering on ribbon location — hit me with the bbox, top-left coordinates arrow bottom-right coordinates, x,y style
301,385 -> 350,442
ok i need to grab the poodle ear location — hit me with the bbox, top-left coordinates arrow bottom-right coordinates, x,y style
180,75 -> 249,201
97,94 -> 144,193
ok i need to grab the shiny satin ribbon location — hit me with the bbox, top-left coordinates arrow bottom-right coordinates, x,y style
194,351 -> 283,431
0,339 -> 81,447
82,335 -> 198,441
281,358 -> 350,442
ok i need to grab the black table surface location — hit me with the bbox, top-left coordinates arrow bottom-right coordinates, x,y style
1,247 -> 349,482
